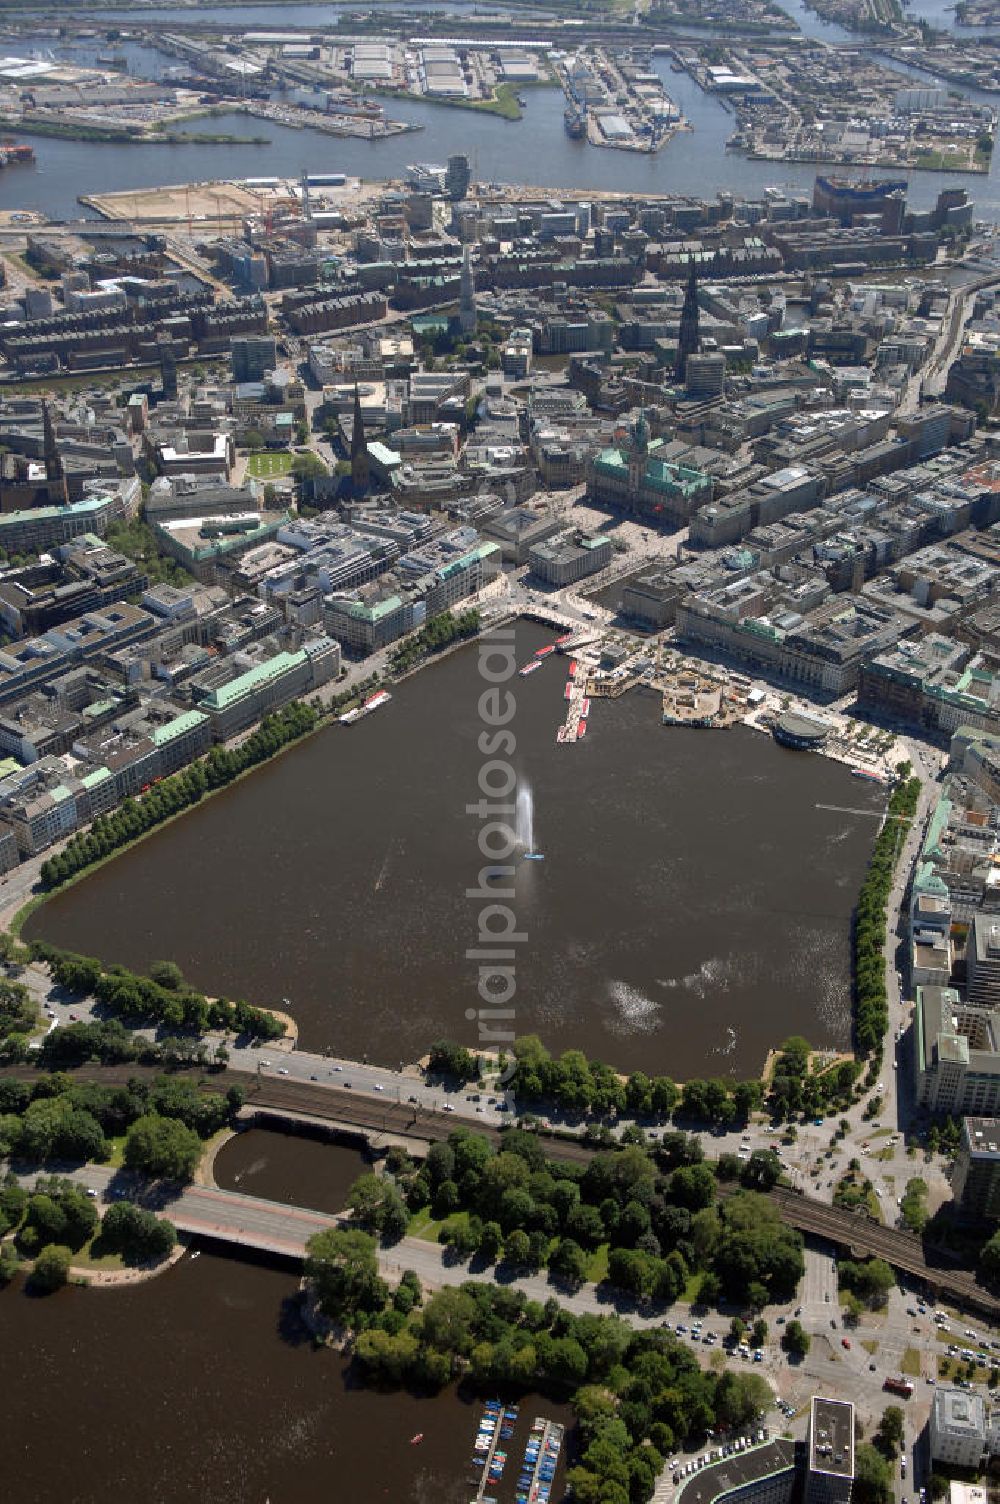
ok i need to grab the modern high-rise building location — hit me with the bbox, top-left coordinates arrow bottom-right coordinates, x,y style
231,334 -> 278,384
686,352 -> 726,399
158,334 -> 177,401
459,246 -> 477,336
929,1389 -> 990,1470
675,256 -> 701,382
953,1117 -> 1000,1219
805,1398 -> 854,1504
445,153 -> 471,201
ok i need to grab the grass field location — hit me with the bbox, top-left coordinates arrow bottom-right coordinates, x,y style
245,450 -> 293,479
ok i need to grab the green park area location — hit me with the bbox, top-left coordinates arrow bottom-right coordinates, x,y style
245,450 -> 293,479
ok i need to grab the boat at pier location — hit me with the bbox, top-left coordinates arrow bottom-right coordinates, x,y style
564,105 -> 587,139
518,659 -> 542,676
340,689 -> 392,723
534,645 -> 556,658
577,718 -> 588,738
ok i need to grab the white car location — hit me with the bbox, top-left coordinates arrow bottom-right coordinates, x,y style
277,1067 -> 289,1076
373,1083 -> 384,1092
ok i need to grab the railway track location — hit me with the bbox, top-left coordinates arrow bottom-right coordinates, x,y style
770,1187 -> 1000,1318
3,1064 -> 999,1308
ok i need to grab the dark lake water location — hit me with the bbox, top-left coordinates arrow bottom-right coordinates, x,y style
0,1249 -> 573,1504
28,622 -> 882,1079
214,1126 -> 372,1212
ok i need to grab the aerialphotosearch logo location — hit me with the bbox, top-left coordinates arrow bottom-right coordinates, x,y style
466,626 -> 522,1110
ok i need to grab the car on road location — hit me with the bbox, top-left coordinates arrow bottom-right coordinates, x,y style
261,1059 -> 272,1067
331,1065 -> 343,1072
443,1103 -> 455,1112
277,1068 -> 289,1076
841,1338 -> 851,1349
407,1095 -> 419,1103
86,1188 -> 98,1199
373,1083 -> 384,1092
869,1363 -> 877,1371
309,1074 -> 319,1081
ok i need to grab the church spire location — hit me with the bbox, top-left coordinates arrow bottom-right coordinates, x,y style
350,383 -> 369,492
675,256 -> 700,383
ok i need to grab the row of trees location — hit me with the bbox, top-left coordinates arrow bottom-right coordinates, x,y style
0,977 -> 38,1062
39,701 -> 318,892
854,777 -> 920,1055
506,1034 -> 765,1125
30,945 -> 285,1043
305,1226 -> 773,1504
388,608 -> 481,675
434,1031 -> 865,1129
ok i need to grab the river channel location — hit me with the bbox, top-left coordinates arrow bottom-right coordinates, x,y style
27,622 -> 883,1078
0,1246 -> 574,1504
0,38 -> 995,219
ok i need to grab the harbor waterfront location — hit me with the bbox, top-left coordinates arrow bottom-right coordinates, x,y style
26,623 -> 883,1080
0,55 -> 996,219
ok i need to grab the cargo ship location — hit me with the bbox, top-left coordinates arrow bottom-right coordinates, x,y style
564,105 -> 586,140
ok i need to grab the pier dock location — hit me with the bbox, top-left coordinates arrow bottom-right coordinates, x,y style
516,1418 -> 565,1504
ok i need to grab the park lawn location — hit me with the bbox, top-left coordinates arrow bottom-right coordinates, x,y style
682,1270 -> 705,1304
104,1135 -> 127,1168
407,1205 -> 444,1239
245,450 -> 293,479
584,1242 -> 609,1284
939,1356 -> 996,1385
901,1346 -> 923,1377
408,1208 -> 472,1245
70,1237 -> 126,1272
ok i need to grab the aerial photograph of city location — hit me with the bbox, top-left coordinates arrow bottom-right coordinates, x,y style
12,0 -> 1000,1498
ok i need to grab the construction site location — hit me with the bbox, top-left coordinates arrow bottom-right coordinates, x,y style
80,173 -> 372,233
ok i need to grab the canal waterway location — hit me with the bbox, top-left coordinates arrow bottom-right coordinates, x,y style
213,1126 -> 372,1212
27,623 -> 883,1079
0,1248 -> 573,1504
